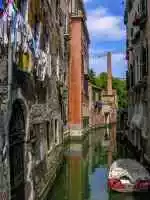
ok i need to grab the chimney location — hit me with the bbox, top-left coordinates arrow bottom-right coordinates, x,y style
107,52 -> 112,95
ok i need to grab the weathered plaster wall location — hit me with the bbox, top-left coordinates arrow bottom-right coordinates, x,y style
0,52 -> 10,198
0,0 -> 69,200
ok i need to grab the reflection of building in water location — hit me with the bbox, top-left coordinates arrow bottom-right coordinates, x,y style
88,128 -> 109,173
65,140 -> 90,200
48,127 -> 119,200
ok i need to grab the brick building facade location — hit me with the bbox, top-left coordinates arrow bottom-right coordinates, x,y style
68,0 -> 90,137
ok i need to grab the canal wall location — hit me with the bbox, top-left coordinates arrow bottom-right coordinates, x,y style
36,145 -> 64,200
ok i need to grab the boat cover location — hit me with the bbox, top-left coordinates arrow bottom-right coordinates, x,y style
108,159 -> 150,183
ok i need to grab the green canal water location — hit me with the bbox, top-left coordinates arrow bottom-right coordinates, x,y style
47,127 -> 149,200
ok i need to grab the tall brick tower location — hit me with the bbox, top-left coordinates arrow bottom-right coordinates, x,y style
107,52 -> 112,96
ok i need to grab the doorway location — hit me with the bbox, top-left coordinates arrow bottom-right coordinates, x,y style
9,100 -> 25,200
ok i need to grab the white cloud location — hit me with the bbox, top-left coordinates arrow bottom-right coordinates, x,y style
84,4 -> 126,77
86,7 -> 125,41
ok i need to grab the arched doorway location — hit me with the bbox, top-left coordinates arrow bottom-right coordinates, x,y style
9,100 -> 25,200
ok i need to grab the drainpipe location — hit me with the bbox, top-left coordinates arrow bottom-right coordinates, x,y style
7,20 -> 13,200
8,25 -> 13,108
107,52 -> 112,95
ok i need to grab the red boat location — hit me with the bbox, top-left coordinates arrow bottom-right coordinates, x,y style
108,159 -> 150,192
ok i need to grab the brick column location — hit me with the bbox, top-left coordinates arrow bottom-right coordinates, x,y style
107,52 -> 112,95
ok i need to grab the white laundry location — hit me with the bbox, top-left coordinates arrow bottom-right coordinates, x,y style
0,12 -> 8,45
22,23 -> 29,53
15,13 -> 23,50
0,17 -> 4,42
35,22 -> 42,51
36,50 -> 48,81
7,1 -> 15,21
26,24 -> 35,53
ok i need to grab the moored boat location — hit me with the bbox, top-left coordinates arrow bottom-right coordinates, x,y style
108,159 -> 150,192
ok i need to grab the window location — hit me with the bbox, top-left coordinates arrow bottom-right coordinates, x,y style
141,44 -> 148,77
56,0 -> 60,20
98,107 -> 101,113
130,28 -> 133,38
46,122 -> 50,150
99,93 -> 101,101
71,0 -> 78,14
64,14 -> 68,34
54,119 -> 59,144
56,51 -> 60,80
47,43 -> 52,77
138,4 -> 140,13
141,0 -> 147,15
83,117 -> 89,128
84,76 -> 88,96
128,0 -> 132,12
36,82 -> 47,103
31,124 -> 41,163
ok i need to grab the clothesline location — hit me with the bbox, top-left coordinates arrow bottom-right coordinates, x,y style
0,0 -> 53,81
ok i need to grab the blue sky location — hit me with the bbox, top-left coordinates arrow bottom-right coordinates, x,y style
84,0 -> 127,78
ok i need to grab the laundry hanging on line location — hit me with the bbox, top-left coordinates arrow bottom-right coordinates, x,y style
0,0 -> 49,79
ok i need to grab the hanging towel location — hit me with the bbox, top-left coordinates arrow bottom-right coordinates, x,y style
22,52 -> 32,73
19,51 -> 33,73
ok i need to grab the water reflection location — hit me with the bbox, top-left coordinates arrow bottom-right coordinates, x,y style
47,125 -> 149,200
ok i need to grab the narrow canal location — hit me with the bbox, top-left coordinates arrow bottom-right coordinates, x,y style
47,126 -> 149,200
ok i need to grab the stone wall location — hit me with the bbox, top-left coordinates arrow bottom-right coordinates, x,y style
0,49 -> 10,198
0,0 -> 69,199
